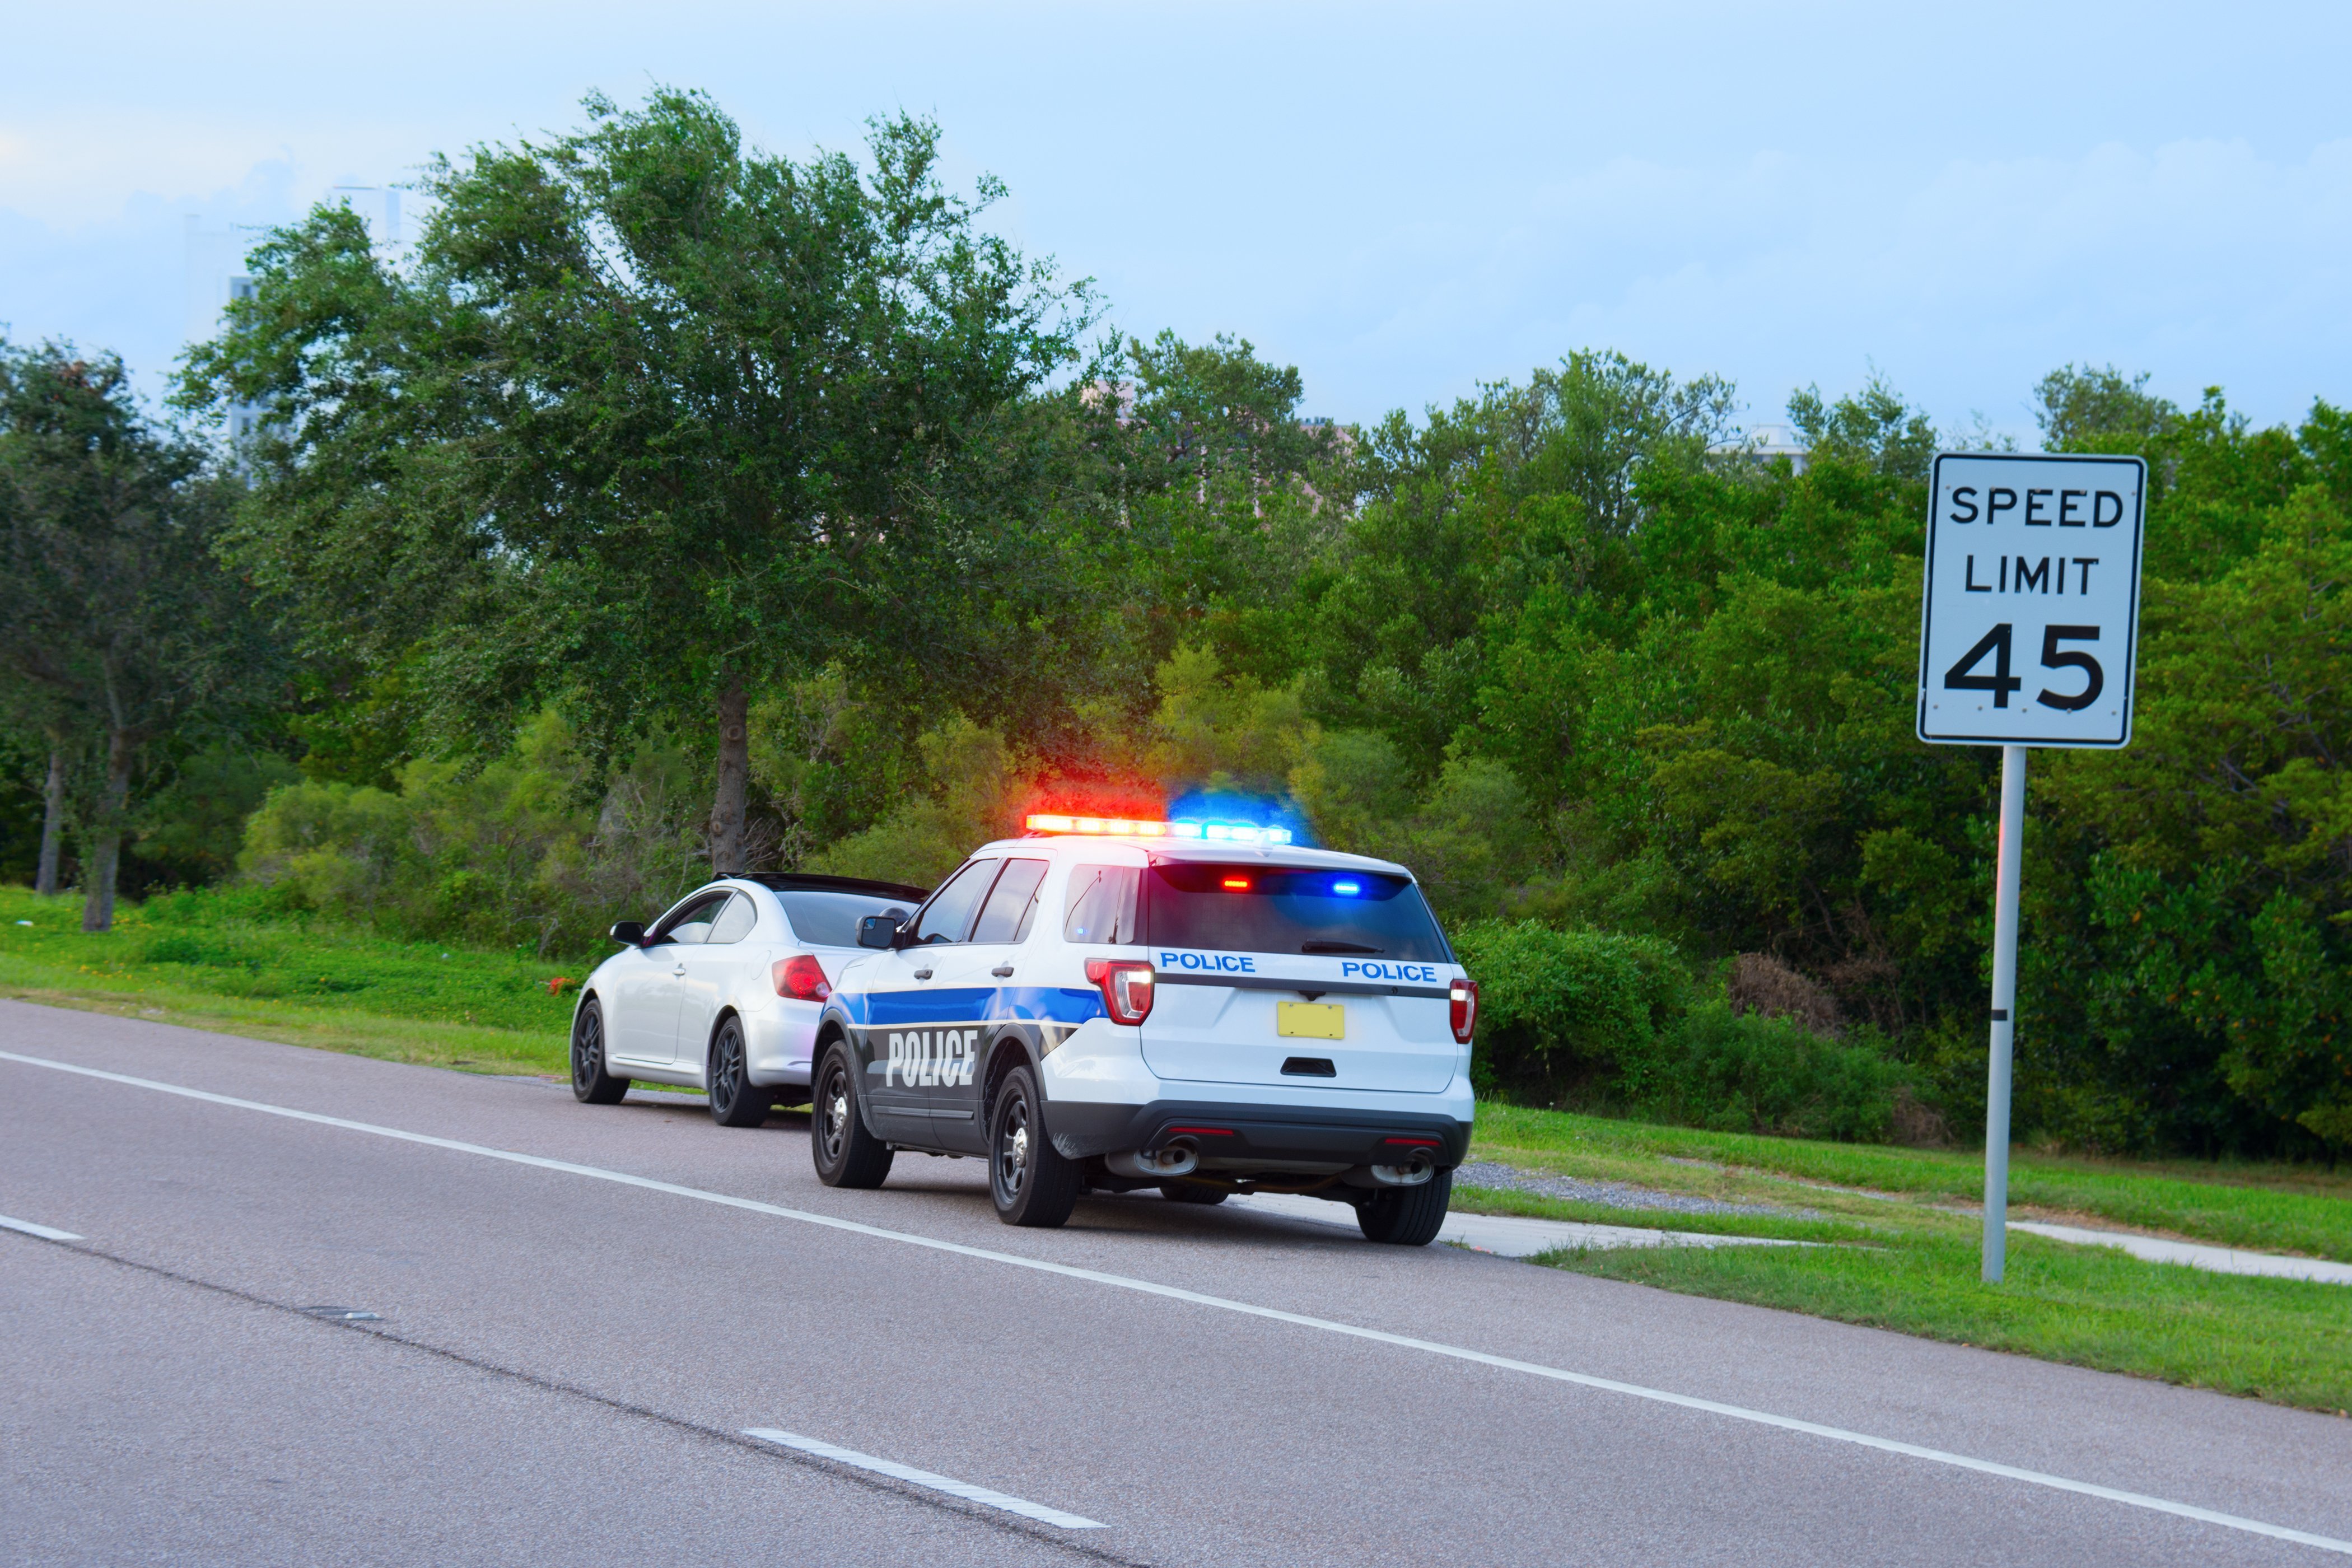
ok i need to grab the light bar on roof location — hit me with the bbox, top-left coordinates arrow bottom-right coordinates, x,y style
1025,814 -> 1294,846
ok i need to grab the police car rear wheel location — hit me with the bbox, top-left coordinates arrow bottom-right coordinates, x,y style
812,1044 -> 893,1188
1160,1180 -> 1227,1205
1356,1168 -> 1452,1246
571,1000 -> 628,1105
707,1018 -> 767,1128
988,1067 -> 1080,1228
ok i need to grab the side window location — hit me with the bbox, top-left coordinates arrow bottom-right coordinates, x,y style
970,858 -> 1049,945
705,894 -> 759,945
1062,865 -> 1142,945
657,892 -> 730,945
911,859 -> 998,946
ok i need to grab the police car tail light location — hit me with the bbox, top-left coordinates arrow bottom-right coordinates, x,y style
1085,958 -> 1155,1024
1449,978 -> 1478,1044
773,954 -> 832,1002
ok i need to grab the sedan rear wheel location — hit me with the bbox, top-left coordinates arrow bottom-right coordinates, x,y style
707,1017 -> 767,1128
571,1000 -> 628,1105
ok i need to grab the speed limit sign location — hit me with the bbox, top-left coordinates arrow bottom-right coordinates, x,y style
1917,452 -> 2146,747
1915,450 -> 2145,1287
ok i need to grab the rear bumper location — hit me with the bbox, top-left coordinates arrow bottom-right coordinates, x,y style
1046,1097 -> 1471,1169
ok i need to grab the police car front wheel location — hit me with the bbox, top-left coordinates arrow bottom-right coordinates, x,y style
988,1067 -> 1081,1228
812,1043 -> 893,1189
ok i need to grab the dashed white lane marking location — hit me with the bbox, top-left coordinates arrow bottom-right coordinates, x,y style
743,1429 -> 1105,1528
5,1046 -> 2347,1560
0,1211 -> 82,1241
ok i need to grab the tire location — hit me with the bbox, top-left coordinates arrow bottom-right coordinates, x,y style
1160,1180 -> 1228,1205
707,1017 -> 767,1128
1356,1168 -> 1453,1246
811,1042 -> 893,1189
987,1066 -> 1080,1228
571,999 -> 629,1104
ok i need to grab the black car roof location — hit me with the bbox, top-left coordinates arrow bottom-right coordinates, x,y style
737,871 -> 931,904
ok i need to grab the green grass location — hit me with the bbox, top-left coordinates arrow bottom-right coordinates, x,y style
1473,1101 -> 2352,1262
1458,1101 -> 2352,1413
0,884 -> 574,1076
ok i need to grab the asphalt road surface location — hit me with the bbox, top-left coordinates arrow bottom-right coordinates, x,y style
4,1000 -> 2349,1567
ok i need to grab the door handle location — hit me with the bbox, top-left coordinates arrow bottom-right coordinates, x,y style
913,968 -> 934,981
991,965 -> 1015,978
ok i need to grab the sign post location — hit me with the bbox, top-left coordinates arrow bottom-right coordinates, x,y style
1916,453 -> 2145,1284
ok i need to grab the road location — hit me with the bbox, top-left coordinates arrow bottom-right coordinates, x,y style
3,1000 -> 2348,1566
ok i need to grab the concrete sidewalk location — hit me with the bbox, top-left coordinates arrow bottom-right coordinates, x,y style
2009,1221 -> 2352,1286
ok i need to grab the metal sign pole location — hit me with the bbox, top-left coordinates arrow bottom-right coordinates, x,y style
1982,743 -> 2027,1284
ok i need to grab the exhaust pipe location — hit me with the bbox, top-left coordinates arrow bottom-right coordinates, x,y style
1368,1159 -> 1434,1187
1108,1144 -> 1198,1179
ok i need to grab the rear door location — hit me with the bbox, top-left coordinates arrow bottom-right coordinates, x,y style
919,856 -> 1050,1149
1137,862 -> 1459,1093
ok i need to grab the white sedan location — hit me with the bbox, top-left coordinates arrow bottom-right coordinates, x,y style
568,874 -> 930,1125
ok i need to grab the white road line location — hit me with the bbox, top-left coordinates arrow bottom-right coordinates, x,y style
0,1211 -> 82,1241
743,1428 -> 1105,1528
4,1046 -> 2346,1560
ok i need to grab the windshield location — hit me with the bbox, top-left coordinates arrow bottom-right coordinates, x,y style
775,890 -> 918,948
1144,863 -> 1451,962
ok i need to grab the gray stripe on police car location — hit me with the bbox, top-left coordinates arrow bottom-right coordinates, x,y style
742,1428 -> 1106,1529
0,1210 -> 83,1242
3,1047 -> 2345,1560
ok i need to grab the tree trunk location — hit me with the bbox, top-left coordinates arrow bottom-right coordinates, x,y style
707,676 -> 750,875
35,745 -> 66,896
80,726 -> 132,934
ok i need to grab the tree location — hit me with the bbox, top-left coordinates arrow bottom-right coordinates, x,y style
0,343 -> 281,929
180,90 -> 1096,874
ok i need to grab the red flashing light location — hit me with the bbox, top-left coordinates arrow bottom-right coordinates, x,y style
1084,957 -> 1155,1025
774,954 -> 832,1002
1449,977 -> 1479,1044
1221,877 -> 1252,891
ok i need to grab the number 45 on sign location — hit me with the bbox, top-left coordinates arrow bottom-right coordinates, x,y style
1916,452 -> 2146,1287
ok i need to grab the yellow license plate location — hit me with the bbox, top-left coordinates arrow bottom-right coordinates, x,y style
1276,1001 -> 1345,1040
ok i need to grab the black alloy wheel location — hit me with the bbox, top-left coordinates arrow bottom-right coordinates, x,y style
1356,1168 -> 1453,1246
571,999 -> 628,1104
987,1066 -> 1081,1229
811,1043 -> 893,1188
707,1017 -> 767,1128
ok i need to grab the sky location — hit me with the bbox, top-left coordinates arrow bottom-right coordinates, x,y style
4,1 -> 2349,442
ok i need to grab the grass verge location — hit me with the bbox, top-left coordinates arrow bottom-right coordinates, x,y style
1460,1101 -> 2352,1413
0,885 -> 571,1076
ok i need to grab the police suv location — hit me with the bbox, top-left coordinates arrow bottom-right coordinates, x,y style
808,816 -> 1477,1245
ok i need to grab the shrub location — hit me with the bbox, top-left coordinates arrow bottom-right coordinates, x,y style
1645,1000 -> 1914,1142
1453,918 -> 1687,1103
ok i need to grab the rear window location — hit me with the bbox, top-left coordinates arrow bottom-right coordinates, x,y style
1145,864 -> 1450,962
775,890 -> 920,949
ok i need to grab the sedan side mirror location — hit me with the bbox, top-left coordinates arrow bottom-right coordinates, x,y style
856,914 -> 903,950
609,920 -> 647,946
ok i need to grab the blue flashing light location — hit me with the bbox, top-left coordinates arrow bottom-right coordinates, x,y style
1332,880 -> 1362,896
1169,819 -> 1294,846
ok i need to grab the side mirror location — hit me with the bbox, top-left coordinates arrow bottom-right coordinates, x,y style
609,921 -> 647,946
856,914 -> 903,951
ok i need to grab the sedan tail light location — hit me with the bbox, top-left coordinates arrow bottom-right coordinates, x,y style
1085,958 -> 1155,1025
773,954 -> 832,1002
1449,977 -> 1478,1044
